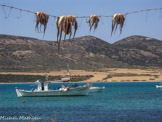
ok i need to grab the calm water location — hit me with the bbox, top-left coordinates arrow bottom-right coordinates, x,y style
0,82 -> 162,122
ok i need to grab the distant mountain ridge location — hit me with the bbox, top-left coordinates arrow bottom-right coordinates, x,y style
0,34 -> 162,72
113,35 -> 162,67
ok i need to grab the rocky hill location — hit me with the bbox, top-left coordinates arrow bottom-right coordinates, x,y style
113,35 -> 162,67
0,34 -> 161,72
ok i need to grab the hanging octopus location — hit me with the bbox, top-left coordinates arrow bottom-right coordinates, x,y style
56,15 -> 78,52
88,15 -> 100,32
111,13 -> 125,35
35,11 -> 49,37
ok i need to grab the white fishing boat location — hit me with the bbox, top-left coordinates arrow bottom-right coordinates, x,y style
16,80 -> 90,97
89,86 -> 105,92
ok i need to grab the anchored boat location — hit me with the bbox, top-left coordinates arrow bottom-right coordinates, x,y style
89,86 -> 105,92
156,82 -> 162,88
16,80 -> 90,97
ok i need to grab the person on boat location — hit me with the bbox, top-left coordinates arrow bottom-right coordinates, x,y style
30,88 -> 34,92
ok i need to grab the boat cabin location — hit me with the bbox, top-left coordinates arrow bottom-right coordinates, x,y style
35,80 -> 50,91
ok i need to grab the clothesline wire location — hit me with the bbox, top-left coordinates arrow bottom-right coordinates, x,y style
1,4 -> 162,19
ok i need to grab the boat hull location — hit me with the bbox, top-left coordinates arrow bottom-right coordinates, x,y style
16,86 -> 89,97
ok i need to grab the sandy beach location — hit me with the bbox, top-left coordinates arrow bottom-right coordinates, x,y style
0,68 -> 162,83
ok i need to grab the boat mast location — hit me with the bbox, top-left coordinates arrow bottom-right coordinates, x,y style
46,75 -> 49,81
66,64 -> 71,78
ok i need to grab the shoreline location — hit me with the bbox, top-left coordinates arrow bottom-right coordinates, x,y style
0,80 -> 160,85
0,68 -> 162,83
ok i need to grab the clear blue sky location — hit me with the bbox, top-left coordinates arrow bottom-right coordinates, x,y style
0,0 -> 162,43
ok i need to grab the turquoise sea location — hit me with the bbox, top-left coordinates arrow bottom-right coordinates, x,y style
0,82 -> 162,122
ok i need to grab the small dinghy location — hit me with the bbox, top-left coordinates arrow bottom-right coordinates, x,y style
89,86 -> 105,92
156,85 -> 162,88
156,82 -> 162,88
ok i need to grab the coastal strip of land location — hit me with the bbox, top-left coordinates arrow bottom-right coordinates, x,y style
0,68 -> 162,84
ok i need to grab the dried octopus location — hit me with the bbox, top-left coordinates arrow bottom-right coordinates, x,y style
111,13 -> 125,35
35,11 -> 49,37
56,15 -> 78,52
88,15 -> 100,32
